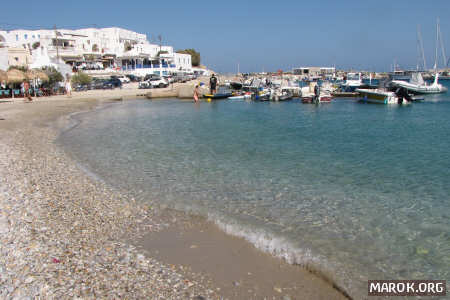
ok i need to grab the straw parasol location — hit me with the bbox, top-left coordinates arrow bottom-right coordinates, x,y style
6,69 -> 26,83
26,69 -> 49,82
0,70 -> 7,83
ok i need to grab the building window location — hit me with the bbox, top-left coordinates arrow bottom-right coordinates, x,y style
24,34 -> 28,40
38,34 -> 40,38
32,35 -> 35,39
16,35 -> 19,41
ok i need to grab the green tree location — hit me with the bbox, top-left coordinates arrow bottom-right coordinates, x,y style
71,72 -> 92,85
32,42 -> 40,49
42,67 -> 64,87
176,49 -> 200,66
124,41 -> 133,51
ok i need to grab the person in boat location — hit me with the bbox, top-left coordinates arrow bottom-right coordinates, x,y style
209,74 -> 218,95
314,82 -> 320,101
395,87 -> 411,103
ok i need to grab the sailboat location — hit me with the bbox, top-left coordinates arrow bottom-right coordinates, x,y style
391,18 -> 448,95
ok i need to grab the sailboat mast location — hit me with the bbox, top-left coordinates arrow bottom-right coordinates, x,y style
437,18 -> 447,67
417,24 -> 427,70
434,18 -> 439,70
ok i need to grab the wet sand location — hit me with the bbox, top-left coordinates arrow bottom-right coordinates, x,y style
0,92 -> 349,299
137,212 -> 348,300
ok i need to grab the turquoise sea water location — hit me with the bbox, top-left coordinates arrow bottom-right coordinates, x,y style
58,84 -> 450,298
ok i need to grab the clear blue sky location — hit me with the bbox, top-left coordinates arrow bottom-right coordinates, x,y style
2,0 -> 449,73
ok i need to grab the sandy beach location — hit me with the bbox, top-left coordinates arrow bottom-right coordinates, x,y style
0,88 -> 348,299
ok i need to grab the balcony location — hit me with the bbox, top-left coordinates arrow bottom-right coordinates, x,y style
47,46 -> 82,59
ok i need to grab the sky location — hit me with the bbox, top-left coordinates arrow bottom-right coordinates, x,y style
2,0 -> 450,73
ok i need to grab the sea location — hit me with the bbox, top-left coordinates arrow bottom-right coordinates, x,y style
57,81 -> 450,298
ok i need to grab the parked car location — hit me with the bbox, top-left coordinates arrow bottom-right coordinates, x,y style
126,74 -> 142,82
149,77 -> 169,88
103,78 -> 122,89
163,75 -> 175,84
90,79 -> 106,90
143,74 -> 161,81
138,81 -> 152,89
112,75 -> 130,84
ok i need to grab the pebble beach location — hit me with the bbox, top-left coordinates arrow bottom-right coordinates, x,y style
0,95 -> 221,299
0,91 -> 348,300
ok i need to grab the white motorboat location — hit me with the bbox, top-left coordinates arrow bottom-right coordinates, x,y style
228,93 -> 251,100
391,72 -> 447,94
340,73 -> 363,92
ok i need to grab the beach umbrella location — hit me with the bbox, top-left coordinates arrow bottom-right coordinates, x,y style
0,70 -> 7,82
6,69 -> 26,83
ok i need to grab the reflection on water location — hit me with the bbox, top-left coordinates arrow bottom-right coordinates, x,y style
58,91 -> 450,298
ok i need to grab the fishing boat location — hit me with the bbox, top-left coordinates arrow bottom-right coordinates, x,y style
356,88 -> 405,104
391,72 -> 447,94
203,93 -> 232,100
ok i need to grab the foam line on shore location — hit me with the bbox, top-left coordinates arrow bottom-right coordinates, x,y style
209,213 -> 356,299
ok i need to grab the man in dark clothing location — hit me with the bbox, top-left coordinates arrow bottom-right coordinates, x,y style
314,83 -> 320,103
210,74 -> 217,94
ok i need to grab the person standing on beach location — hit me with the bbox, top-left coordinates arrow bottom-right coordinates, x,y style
209,74 -> 217,94
65,75 -> 72,97
23,80 -> 32,102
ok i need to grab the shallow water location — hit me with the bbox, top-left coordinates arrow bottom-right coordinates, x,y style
58,84 -> 450,298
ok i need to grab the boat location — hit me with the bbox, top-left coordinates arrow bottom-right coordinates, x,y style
269,88 -> 293,101
203,93 -> 232,100
340,73 -> 363,92
390,19 -> 449,95
301,96 -> 314,103
252,91 -> 270,101
318,91 -> 333,102
391,72 -> 447,94
228,92 -> 251,100
355,88 -> 410,104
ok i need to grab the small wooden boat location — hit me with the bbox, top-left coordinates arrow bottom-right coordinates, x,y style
203,93 -> 232,100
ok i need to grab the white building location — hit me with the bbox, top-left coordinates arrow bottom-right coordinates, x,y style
292,67 -> 336,78
0,27 -> 193,75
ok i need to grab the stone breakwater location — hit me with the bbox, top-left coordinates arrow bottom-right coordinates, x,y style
0,101 -> 219,299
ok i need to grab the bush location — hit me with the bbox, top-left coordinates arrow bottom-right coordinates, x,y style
32,42 -> 40,49
41,67 -> 63,87
71,72 -> 92,85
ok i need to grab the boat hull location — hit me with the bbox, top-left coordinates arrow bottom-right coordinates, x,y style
356,89 -> 401,104
391,81 -> 448,94
203,93 -> 232,100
